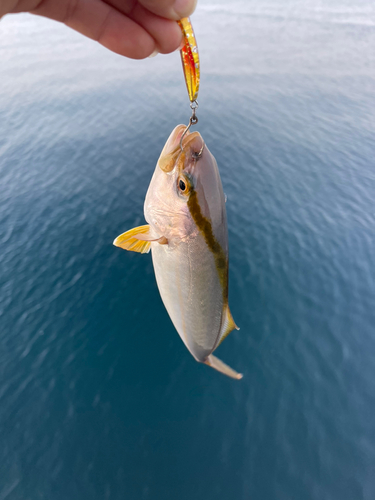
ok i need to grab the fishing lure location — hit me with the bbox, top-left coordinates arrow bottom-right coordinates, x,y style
177,17 -> 200,103
177,17 -> 200,146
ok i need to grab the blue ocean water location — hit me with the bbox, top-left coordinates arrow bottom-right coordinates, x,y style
1,1 -> 375,499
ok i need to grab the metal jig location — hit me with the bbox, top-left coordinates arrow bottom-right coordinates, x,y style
178,18 -> 204,158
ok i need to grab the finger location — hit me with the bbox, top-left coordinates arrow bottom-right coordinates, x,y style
130,4 -> 182,54
137,0 -> 197,21
32,0 -> 156,59
107,0 -> 183,54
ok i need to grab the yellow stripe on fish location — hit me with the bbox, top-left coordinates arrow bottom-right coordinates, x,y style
187,189 -> 228,302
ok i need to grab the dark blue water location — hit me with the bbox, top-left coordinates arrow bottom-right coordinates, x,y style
1,2 -> 375,499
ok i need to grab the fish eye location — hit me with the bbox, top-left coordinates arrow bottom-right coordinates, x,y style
177,174 -> 192,197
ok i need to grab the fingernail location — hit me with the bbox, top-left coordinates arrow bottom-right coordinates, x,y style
148,49 -> 159,58
173,0 -> 197,19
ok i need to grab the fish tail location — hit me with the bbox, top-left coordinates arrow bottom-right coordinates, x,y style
204,354 -> 243,380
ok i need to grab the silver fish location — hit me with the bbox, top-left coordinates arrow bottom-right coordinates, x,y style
114,125 -> 242,379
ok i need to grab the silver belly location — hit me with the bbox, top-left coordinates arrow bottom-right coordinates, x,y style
151,235 -> 224,361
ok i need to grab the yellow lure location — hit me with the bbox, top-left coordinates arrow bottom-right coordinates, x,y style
177,17 -> 200,102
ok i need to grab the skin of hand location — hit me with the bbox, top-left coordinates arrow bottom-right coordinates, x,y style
0,0 -> 197,59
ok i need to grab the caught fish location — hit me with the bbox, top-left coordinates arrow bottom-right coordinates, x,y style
114,126 -> 242,379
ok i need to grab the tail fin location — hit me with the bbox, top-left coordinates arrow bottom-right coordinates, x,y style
204,354 -> 243,380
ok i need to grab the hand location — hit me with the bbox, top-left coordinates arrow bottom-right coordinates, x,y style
1,0 -> 197,59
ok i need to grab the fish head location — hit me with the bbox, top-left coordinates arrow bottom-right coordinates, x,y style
144,125 -> 227,245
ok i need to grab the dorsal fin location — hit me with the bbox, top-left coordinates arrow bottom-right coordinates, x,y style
216,305 -> 239,348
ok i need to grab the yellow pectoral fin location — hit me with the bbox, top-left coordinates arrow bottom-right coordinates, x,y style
135,234 -> 168,245
113,225 -> 168,254
113,225 -> 152,254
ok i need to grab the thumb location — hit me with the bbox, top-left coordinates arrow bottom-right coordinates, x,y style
138,0 -> 197,21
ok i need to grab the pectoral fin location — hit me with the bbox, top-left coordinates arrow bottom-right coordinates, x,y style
135,234 -> 168,245
204,354 -> 243,380
113,225 -> 167,254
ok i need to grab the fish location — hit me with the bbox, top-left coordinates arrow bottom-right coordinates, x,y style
113,125 -> 242,379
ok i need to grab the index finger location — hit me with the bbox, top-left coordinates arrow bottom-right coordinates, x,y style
138,0 -> 197,21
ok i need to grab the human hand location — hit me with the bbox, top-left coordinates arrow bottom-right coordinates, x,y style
1,0 -> 197,59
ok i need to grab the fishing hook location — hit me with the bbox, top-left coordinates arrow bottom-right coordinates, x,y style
180,101 -> 205,159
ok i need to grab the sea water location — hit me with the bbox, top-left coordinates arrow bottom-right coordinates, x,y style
1,1 -> 374,499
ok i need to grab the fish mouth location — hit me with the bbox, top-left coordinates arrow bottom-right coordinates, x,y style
169,124 -> 187,151
158,125 -> 205,173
